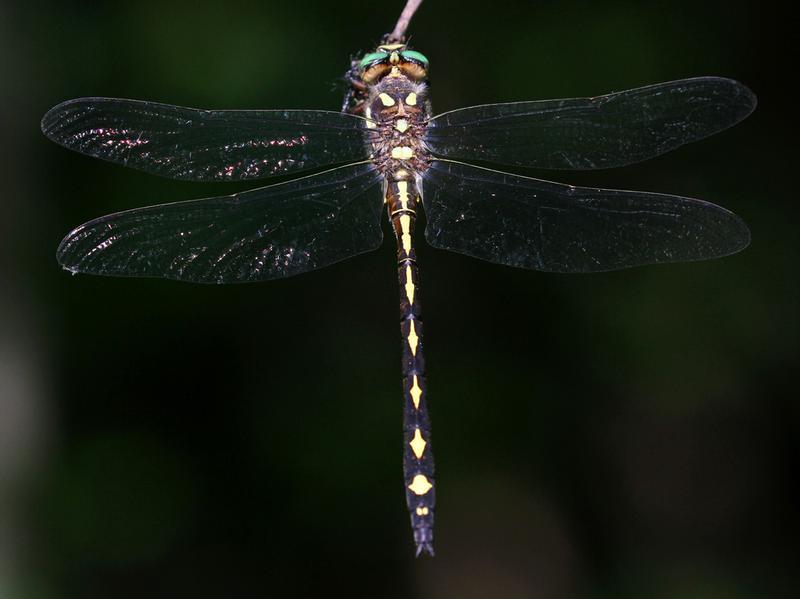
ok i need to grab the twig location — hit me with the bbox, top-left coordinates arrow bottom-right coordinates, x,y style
386,0 -> 424,44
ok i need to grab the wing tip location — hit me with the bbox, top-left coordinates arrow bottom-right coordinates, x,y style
41,97 -> 125,140
40,101 -> 68,139
694,76 -> 758,122
721,77 -> 758,121
726,210 -> 752,255
55,234 -> 80,275
41,97 -> 90,137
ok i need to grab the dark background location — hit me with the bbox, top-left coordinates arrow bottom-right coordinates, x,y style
1,0 -> 796,597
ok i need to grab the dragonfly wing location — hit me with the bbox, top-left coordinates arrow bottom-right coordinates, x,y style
421,160 -> 749,273
57,163 -> 384,283
42,98 -> 373,181
425,77 -> 756,170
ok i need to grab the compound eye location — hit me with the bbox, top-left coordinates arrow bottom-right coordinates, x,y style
359,51 -> 389,69
400,50 -> 429,67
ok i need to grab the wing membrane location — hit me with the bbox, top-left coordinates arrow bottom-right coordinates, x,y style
57,163 -> 384,283
421,160 -> 749,273
426,78 -> 756,170
42,98 -> 373,181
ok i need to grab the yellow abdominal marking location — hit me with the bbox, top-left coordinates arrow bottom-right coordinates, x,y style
378,93 -> 395,107
405,265 -> 415,305
397,180 -> 410,210
395,118 -> 409,133
410,428 -> 427,459
408,319 -> 419,355
410,375 -> 422,409
391,146 -> 414,160
408,474 -> 433,495
416,506 -> 429,516
390,51 -> 400,64
406,92 -> 418,106
399,214 -> 412,254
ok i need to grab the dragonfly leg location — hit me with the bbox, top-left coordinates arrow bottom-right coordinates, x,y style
342,62 -> 369,114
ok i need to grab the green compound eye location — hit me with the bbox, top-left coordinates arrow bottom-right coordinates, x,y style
359,52 -> 389,69
400,50 -> 429,67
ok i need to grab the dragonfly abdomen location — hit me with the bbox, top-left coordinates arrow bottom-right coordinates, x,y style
387,174 -> 435,557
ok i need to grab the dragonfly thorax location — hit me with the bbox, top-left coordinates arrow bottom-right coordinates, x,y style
365,75 -> 431,176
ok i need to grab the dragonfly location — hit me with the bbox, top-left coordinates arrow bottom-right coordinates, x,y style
42,42 -> 755,557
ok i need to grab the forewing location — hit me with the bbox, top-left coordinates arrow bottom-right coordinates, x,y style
425,78 -> 756,170
42,98 -> 373,181
57,163 -> 384,283
421,160 -> 749,273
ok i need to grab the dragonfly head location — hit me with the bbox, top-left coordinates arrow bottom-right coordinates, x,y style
359,44 -> 429,85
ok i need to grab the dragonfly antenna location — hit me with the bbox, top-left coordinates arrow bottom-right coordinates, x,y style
386,0 -> 424,43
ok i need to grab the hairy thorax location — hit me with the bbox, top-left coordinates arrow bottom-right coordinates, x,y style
365,73 -> 431,178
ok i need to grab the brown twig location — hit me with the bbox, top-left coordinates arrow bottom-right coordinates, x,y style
386,0 -> 424,44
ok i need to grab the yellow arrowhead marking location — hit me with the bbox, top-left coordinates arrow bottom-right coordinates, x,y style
410,375 -> 422,409
408,320 -> 419,355
405,265 -> 415,305
409,428 -> 427,459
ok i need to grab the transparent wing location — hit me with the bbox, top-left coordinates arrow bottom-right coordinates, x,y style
57,163 -> 384,283
425,78 -> 756,170
42,98 -> 374,181
421,160 -> 749,273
